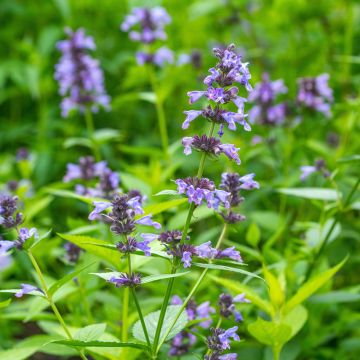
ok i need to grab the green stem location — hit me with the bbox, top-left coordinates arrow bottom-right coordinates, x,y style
304,178 -> 360,282
148,66 -> 169,158
131,288 -> 152,350
84,108 -> 101,161
152,121 -> 216,356
28,252 -> 89,360
273,345 -> 281,360
156,223 -> 227,353
122,288 -> 129,342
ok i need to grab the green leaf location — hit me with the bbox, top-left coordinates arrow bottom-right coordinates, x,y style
52,339 -> 148,350
26,196 -> 53,221
211,276 -> 273,316
48,262 -> 95,296
284,256 -> 347,314
132,305 -> 187,343
309,290 -> 360,304
74,324 -> 106,342
248,317 -> 292,347
144,198 -> 187,216
337,155 -> 360,164
138,92 -> 156,103
45,189 -> 96,205
57,234 -> 122,268
277,188 -> 340,201
154,190 -> 179,196
63,137 -> 92,149
192,262 -> 263,280
93,128 -> 121,143
141,272 -> 190,284
263,267 -> 285,308
0,298 -> 12,309
282,305 -> 308,338
246,222 -> 261,247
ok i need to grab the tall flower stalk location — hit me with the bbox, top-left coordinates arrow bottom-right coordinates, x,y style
55,27 -> 110,160
151,43 -> 254,357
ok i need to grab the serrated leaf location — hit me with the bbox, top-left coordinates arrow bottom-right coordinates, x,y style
277,188 -> 340,201
132,305 -> 187,343
48,262 -> 95,296
192,262 -> 263,280
284,256 -> 347,314
74,324 -> 106,342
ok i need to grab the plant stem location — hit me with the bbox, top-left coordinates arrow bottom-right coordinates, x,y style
152,122 -> 216,356
84,108 -> 101,161
147,66 -> 169,159
131,288 -> 152,349
156,222 -> 227,353
28,252 -> 89,360
122,288 -> 129,342
304,178 -> 360,282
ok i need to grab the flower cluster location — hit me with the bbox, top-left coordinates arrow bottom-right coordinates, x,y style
169,295 -> 215,356
175,177 -> 230,210
0,196 -> 39,255
248,73 -> 288,125
15,284 -> 44,298
296,74 -> 333,117
63,156 -> 119,198
89,191 -> 161,287
121,7 -> 174,67
157,230 -> 242,268
205,326 -> 240,360
183,43 -> 252,137
55,28 -> 110,117
182,135 -> 241,165
219,173 -> 259,224
300,159 -> 330,181
218,293 -> 250,322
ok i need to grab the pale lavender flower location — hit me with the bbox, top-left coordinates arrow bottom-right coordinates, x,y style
109,273 -> 141,287
300,165 -> 317,181
248,73 -> 288,125
55,28 -> 110,117
121,7 -> 171,44
135,215 -> 161,229
300,159 -> 330,181
15,284 -> 43,298
218,326 -> 240,349
297,74 -> 333,117
0,241 -> 15,255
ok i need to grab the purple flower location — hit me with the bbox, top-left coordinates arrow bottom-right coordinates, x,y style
182,110 -> 203,129
121,7 -> 171,44
216,247 -> 242,262
195,241 -> 217,259
218,293 -> 249,323
153,46 -> 174,67
187,91 -> 206,104
15,284 -> 43,298
239,173 -> 260,190
300,159 -> 330,181
109,273 -> 141,287
88,201 -> 111,220
218,326 -> 240,349
297,74 -> 333,117
135,215 -> 161,229
0,254 -> 12,270
248,74 -> 288,126
55,28 -> 110,118
181,251 -> 192,268
218,144 -> 241,165
300,165 -> 317,181
233,293 -> 251,303
18,227 -> 38,243
0,241 -> 15,255
219,354 -> 237,360
0,195 -> 23,229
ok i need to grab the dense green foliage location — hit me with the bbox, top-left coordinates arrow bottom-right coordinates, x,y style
0,1 -> 359,359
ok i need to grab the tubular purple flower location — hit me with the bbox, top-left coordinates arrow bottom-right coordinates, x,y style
181,251 -> 193,268
219,354 -> 237,360
153,46 -> 174,67
239,173 -> 260,190
233,293 -> 251,303
218,144 -> 241,165
182,110 -> 203,129
89,201 -> 111,220
15,284 -> 42,298
187,91 -> 206,104
218,326 -> 240,350
0,241 -> 15,255
182,137 -> 194,155
18,227 -> 38,242
135,215 -> 162,229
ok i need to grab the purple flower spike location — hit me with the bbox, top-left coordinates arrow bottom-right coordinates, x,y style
55,28 -> 110,117
89,201 -> 111,220
15,284 -> 42,298
135,215 -> 161,229
109,273 -> 141,288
